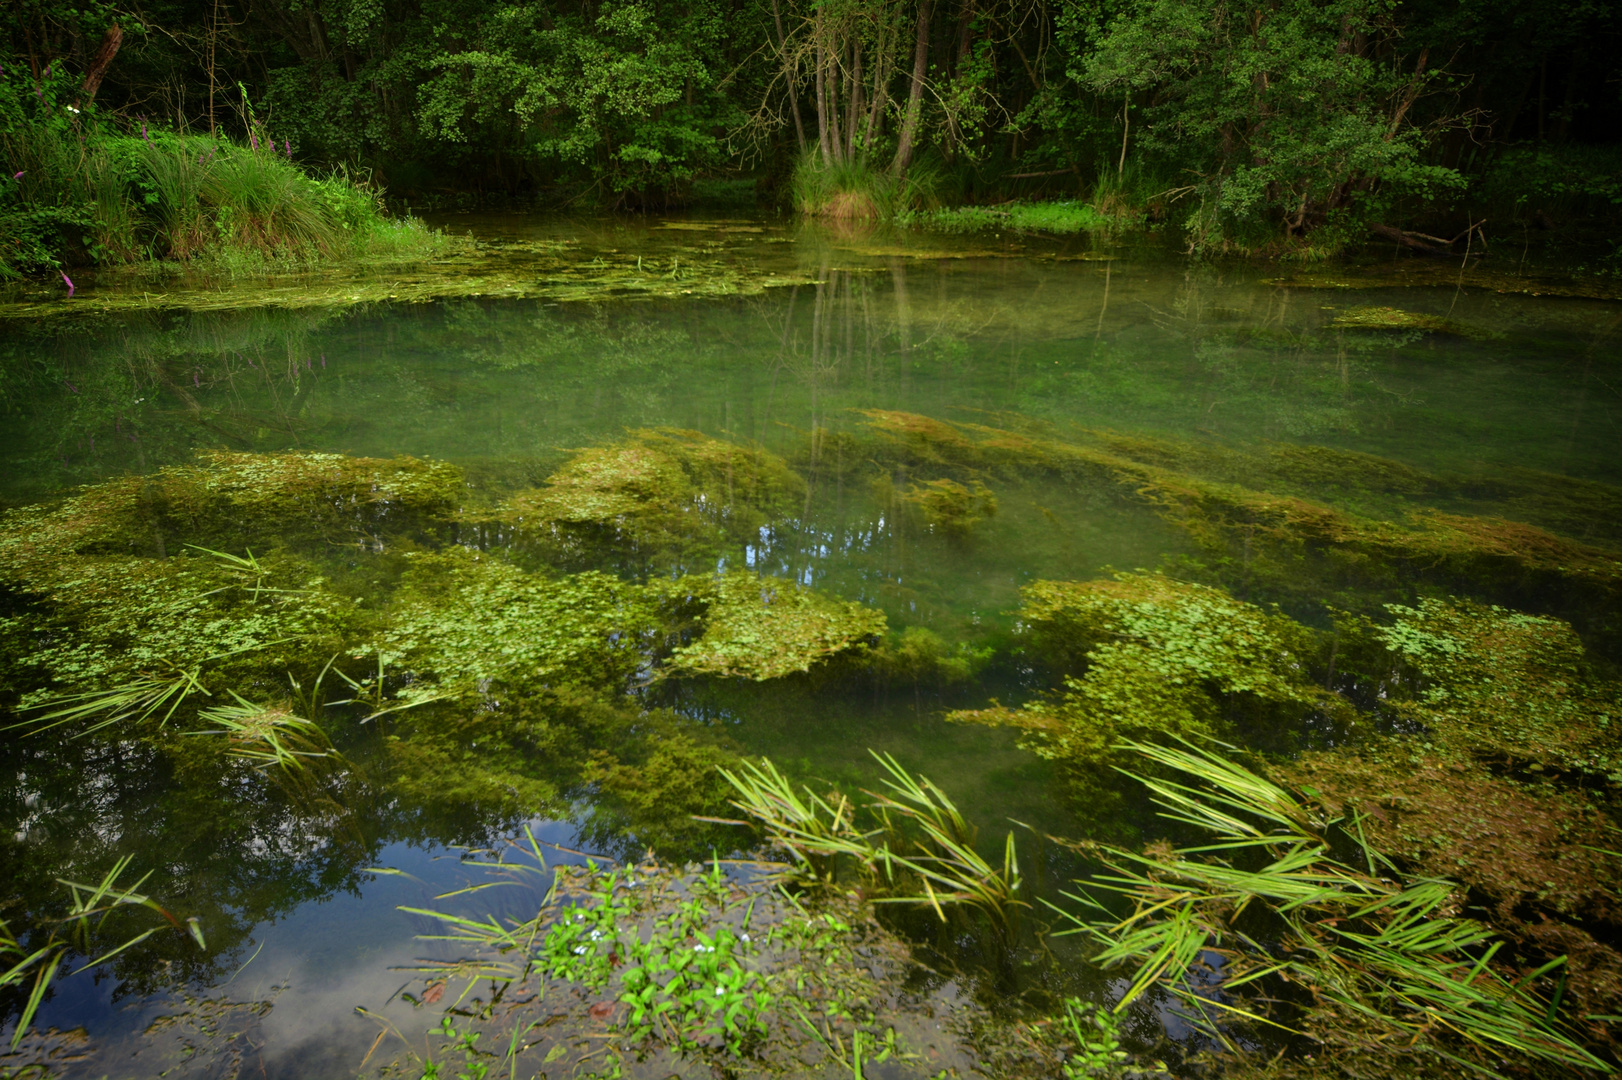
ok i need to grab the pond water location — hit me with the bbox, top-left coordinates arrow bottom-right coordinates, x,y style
1,215 -> 1619,1078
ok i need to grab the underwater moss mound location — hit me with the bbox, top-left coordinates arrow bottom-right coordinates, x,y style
1378,598 -> 1622,774
665,570 -> 887,681
950,573 -> 1337,771
501,428 -> 805,569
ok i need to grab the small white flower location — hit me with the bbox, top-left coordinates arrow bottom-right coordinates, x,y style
714,986 -> 725,996
573,946 -> 588,955
739,933 -> 750,943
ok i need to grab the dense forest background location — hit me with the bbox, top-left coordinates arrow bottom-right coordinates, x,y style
4,0 -> 1622,257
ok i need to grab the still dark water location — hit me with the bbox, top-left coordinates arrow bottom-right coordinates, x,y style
1,215 -> 1617,1077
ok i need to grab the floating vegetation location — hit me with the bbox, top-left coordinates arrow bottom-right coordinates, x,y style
949,573 -> 1343,777
1061,740 -> 1608,1077
0,234 -> 822,322
664,571 -> 887,681
389,853 -> 1021,1080
1328,305 -> 1496,338
380,550 -> 664,696
901,477 -> 999,537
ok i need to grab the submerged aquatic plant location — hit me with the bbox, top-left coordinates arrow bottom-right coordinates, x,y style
500,428 -> 805,571
1061,740 -> 1607,1076
899,477 -> 999,537
663,571 -> 887,681
1376,598 -> 1622,775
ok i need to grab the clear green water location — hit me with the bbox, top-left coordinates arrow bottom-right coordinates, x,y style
1,215 -> 1619,1076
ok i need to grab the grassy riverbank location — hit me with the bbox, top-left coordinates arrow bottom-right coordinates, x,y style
1,68 -> 444,281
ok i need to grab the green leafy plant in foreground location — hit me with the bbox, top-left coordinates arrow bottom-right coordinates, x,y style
1060,740 -> 1608,1076
530,863 -> 773,1052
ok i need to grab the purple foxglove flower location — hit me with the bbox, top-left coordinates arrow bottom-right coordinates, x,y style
250,131 -> 258,150
61,272 -> 74,297
12,171 -> 21,179
285,140 -> 292,158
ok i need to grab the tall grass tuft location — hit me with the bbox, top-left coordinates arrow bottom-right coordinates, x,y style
790,152 -> 939,221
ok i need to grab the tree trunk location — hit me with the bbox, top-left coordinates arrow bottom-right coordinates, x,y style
816,24 -> 832,166
890,0 -> 932,178
79,23 -> 122,102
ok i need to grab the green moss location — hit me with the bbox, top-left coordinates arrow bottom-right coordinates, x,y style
664,570 -> 887,681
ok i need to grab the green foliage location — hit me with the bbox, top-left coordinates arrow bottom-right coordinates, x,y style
0,62 -> 440,277
900,199 -> 1113,235
413,0 -> 745,203
532,866 -> 773,1051
1068,0 -> 1465,248
1062,740 -> 1607,1076
1059,999 -> 1134,1079
790,152 -> 940,220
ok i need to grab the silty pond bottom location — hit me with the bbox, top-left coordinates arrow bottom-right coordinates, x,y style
0,215 -> 1619,1079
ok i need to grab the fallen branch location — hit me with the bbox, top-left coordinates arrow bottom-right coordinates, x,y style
1370,223 -> 1452,257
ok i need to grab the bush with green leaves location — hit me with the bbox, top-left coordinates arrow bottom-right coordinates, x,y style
1065,0 -> 1466,250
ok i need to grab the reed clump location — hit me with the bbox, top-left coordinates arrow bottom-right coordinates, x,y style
1062,740 -> 1609,1077
717,751 -> 1025,931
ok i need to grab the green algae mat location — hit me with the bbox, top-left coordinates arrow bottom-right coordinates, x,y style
1,216 -> 1620,1080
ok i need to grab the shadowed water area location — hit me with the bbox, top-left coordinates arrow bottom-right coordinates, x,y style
1,216 -> 1619,1078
